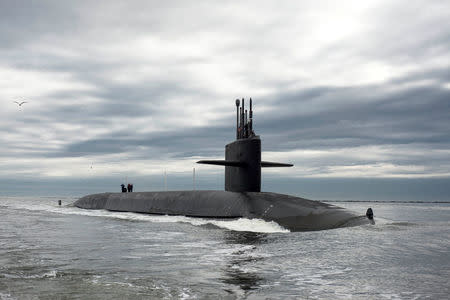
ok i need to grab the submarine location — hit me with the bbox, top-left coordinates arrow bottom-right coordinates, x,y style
75,98 -> 373,231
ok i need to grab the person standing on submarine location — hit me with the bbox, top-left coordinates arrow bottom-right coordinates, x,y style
127,183 -> 134,192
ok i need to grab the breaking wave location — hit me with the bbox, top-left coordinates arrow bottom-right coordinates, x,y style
1,197 -> 289,233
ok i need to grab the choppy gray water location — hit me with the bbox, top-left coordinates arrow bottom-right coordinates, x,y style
1,196 -> 449,299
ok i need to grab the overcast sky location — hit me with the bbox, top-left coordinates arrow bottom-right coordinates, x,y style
1,1 -> 449,199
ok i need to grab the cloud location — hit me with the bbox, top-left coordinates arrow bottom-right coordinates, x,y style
0,0 -> 449,192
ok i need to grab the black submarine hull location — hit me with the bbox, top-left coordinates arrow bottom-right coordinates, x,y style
74,191 -> 370,231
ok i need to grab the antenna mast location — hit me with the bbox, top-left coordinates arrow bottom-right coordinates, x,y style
236,99 -> 240,139
249,98 -> 253,135
240,98 -> 245,139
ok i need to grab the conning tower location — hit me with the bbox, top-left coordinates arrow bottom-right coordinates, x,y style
197,98 -> 293,192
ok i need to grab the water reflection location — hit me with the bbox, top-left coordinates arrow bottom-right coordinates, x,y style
220,231 -> 267,292
224,231 -> 268,245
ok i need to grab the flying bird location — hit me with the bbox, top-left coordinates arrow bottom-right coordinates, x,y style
13,101 -> 28,107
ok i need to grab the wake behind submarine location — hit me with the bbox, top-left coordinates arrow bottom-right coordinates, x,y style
75,98 -> 373,231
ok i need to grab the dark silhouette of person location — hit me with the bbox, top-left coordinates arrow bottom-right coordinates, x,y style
130,184 -> 133,192
127,183 -> 131,192
121,184 -> 127,193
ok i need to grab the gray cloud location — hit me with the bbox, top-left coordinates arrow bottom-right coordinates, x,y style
259,82 -> 450,149
0,0 -> 449,199
0,1 -> 79,47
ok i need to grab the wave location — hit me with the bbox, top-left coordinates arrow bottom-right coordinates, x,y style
2,199 -> 289,234
0,292 -> 15,300
3,270 -> 58,280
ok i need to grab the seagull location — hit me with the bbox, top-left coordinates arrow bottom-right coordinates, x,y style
13,101 -> 28,107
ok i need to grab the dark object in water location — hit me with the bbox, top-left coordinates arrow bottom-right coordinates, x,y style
366,208 -> 374,220
75,99 -> 373,231
58,200 -> 61,206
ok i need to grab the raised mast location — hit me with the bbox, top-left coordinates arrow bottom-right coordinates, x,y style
249,98 -> 253,134
240,98 -> 245,139
236,99 -> 240,139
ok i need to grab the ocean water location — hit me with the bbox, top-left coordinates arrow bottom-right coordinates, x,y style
0,196 -> 449,299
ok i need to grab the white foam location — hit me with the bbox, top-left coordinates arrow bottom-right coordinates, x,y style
0,293 -> 15,300
42,270 -> 58,278
178,288 -> 194,300
2,198 -> 289,233
3,270 -> 58,280
207,218 -> 289,233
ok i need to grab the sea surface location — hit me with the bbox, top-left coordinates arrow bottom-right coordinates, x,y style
0,196 -> 449,299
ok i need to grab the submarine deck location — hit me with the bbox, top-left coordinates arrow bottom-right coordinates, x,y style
74,190 -> 370,231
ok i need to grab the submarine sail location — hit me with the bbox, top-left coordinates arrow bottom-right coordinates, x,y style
197,98 -> 293,193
